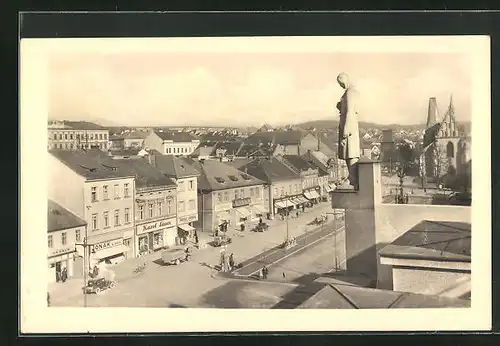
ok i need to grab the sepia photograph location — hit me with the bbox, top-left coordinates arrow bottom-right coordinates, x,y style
20,35 -> 491,333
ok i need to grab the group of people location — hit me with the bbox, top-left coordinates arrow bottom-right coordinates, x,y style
56,267 -> 68,283
219,252 -> 236,272
259,266 -> 269,280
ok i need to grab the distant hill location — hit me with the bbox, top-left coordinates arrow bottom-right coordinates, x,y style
296,119 -> 471,133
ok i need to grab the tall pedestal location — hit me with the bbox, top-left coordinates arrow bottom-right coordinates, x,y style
330,158 -> 382,286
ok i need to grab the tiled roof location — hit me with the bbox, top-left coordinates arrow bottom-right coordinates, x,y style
112,131 -> 148,140
186,159 -> 266,192
297,284 -> 470,309
240,157 -> 300,183
151,155 -> 200,178
223,158 -> 255,170
301,151 -> 330,171
48,199 -> 86,232
113,159 -> 176,189
282,155 -> 318,172
49,149 -> 137,180
237,143 -> 277,158
379,220 -> 471,262
109,148 -> 141,157
191,145 -> 215,158
154,131 -> 199,142
245,130 -> 304,146
211,141 -> 243,156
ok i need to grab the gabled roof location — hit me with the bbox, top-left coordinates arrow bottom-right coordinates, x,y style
48,199 -> 86,232
241,157 -> 300,183
186,159 -> 266,192
113,131 -> 148,140
379,220 -> 471,262
191,145 -> 215,158
244,130 -> 305,146
212,141 -> 243,156
113,159 -> 176,189
151,155 -> 200,178
109,148 -> 142,157
237,143 -> 276,157
154,131 -> 199,142
282,155 -> 319,172
49,149 -> 136,180
256,123 -> 274,132
301,151 -> 330,171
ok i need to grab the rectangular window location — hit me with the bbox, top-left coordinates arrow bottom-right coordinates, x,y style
178,181 -> 185,192
91,186 -> 97,202
234,190 -> 239,200
114,209 -> 120,226
124,183 -> 130,197
139,205 -> 144,220
103,211 -> 109,227
178,201 -> 185,212
250,188 -> 254,197
99,134 -> 103,140
69,134 -> 73,140
104,134 -> 107,140
124,208 -> 130,223
224,191 -> 229,202
61,232 -> 67,246
92,213 -> 98,230
289,184 -> 293,194
256,187 -> 261,198
114,184 -> 120,198
188,199 -> 195,210
48,235 -> 53,248
274,187 -> 278,197
148,203 -> 154,218
188,180 -> 194,191
217,192 -> 222,203
103,185 -> 109,199
167,199 -> 173,214
64,134 -> 68,140
75,229 -> 81,242
157,202 -> 163,216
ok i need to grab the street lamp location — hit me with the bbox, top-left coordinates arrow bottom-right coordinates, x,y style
322,212 -> 340,271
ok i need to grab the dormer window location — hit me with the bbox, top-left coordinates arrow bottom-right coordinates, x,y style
215,177 -> 225,184
228,175 -> 239,182
240,173 -> 252,181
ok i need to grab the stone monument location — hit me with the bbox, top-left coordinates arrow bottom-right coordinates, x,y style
336,72 -> 361,190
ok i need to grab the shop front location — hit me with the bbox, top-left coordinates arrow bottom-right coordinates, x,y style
47,247 -> 76,283
303,188 -> 321,205
136,217 -> 177,256
177,213 -> 197,243
232,197 -> 253,226
89,237 -> 130,266
215,208 -> 232,233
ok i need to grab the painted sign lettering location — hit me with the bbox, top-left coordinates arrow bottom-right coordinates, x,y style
232,197 -> 251,208
136,218 -> 176,235
91,239 -> 123,252
178,214 -> 198,223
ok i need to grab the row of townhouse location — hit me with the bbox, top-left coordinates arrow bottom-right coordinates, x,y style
47,149 -> 200,283
48,121 -> 110,151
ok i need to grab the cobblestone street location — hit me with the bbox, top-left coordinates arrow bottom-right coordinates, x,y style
48,201 -> 344,307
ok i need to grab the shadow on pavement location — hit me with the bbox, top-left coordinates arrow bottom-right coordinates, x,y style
198,281 -> 250,308
168,303 -> 187,308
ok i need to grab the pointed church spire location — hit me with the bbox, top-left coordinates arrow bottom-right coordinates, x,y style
426,97 -> 439,129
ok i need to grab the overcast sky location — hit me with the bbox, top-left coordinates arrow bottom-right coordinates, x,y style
49,51 -> 471,127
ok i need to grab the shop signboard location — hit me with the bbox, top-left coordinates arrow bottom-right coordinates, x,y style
232,197 -> 251,208
136,217 -> 176,235
178,214 -> 198,224
91,238 -> 123,252
214,202 -> 232,212
48,247 -> 74,258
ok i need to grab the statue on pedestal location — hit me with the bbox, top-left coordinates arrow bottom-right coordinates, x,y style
336,72 -> 361,190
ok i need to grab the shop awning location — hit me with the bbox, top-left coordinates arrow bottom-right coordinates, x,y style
296,196 -> 308,204
235,206 -> 252,218
93,245 -> 130,260
310,190 -> 321,199
304,192 -> 314,200
178,224 -> 195,232
285,198 -> 296,206
324,184 -> 333,192
275,201 -> 287,209
252,204 -> 267,214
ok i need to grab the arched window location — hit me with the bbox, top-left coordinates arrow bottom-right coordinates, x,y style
446,141 -> 454,158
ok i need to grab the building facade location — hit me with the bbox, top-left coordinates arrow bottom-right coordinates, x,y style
48,150 -> 136,270
240,157 -> 303,216
189,159 -> 266,232
47,121 -> 110,151
144,131 -> 200,156
280,155 -> 322,205
149,155 -> 200,241
47,200 -> 87,284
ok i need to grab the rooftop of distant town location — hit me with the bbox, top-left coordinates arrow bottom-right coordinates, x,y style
109,131 -> 148,140
282,155 -> 319,172
112,158 -> 177,189
48,199 -> 86,232
244,129 -> 307,146
379,220 -> 471,263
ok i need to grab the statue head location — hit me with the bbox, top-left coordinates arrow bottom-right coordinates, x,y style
336,72 -> 351,89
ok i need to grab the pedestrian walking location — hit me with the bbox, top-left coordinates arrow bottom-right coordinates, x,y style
262,266 -> 268,279
296,211 -> 299,218
47,292 -> 50,306
229,253 -> 235,270
282,272 -> 286,282
259,217 -> 263,225
259,268 -> 264,280
61,267 -> 68,282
